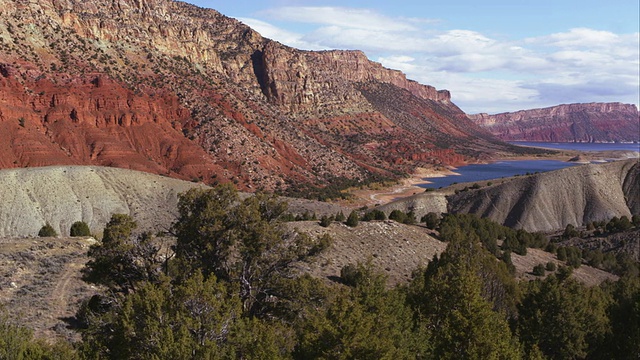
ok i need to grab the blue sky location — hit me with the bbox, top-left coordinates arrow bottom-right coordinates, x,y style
188,1 -> 639,114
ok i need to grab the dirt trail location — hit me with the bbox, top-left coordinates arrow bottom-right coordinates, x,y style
50,262 -> 82,320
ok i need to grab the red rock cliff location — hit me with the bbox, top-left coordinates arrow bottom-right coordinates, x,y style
469,103 -> 640,143
0,0 -> 519,193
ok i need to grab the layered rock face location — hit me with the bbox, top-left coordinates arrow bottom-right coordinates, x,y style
0,166 -> 205,237
469,103 -> 640,143
0,0 -> 519,191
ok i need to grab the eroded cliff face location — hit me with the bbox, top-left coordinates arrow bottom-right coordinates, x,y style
0,0 -> 517,191
469,103 -> 640,143
259,42 -> 450,113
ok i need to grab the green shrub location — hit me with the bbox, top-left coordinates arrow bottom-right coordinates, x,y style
70,221 -> 91,237
545,262 -> 556,271
362,209 -> 386,221
421,212 -> 440,230
38,223 -> 57,237
389,210 -> 416,225
532,264 -> 545,276
345,211 -> 359,227
319,215 -> 332,228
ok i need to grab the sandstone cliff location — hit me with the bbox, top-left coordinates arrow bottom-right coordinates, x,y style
0,0 -> 523,192
469,103 -> 640,143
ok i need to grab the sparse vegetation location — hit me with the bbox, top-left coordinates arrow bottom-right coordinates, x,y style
1,182 -> 638,359
37,223 -> 57,237
70,221 -> 91,237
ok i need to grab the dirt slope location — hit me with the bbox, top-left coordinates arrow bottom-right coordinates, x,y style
448,159 -> 639,231
289,220 -> 448,285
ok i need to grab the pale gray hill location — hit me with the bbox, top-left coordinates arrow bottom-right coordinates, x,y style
0,166 -> 351,238
448,159 -> 638,232
0,166 -> 205,237
375,159 -> 639,233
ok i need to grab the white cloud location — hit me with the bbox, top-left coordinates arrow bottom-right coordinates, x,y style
241,7 -> 640,113
260,6 -> 419,32
236,17 -> 327,50
528,28 -> 622,49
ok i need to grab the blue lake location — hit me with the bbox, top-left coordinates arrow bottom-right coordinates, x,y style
418,160 -> 581,189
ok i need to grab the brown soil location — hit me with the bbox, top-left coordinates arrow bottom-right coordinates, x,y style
0,237 -> 99,342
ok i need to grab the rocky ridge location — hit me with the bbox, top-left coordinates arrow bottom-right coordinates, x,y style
0,0 -> 523,191
469,103 -> 640,143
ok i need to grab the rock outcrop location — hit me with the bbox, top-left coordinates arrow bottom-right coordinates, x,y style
0,0 -> 523,191
448,159 -> 639,232
469,103 -> 640,143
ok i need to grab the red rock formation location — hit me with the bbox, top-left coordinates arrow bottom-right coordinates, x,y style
0,0 -> 522,193
0,66 -> 223,181
469,103 -> 640,143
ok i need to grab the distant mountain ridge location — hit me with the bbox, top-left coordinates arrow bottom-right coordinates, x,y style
469,103 -> 640,143
0,0 -> 523,192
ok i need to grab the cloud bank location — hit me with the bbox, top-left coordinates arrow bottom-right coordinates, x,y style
239,7 -> 639,114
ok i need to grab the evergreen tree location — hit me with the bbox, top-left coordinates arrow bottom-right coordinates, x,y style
517,275 -> 611,359
173,186 -> 330,317
82,214 -> 162,294
410,235 -> 521,359
421,212 -> 440,229
345,210 -> 359,227
70,221 -> 91,237
295,263 -> 424,359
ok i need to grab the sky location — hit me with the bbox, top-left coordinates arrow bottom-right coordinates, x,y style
188,1 -> 639,114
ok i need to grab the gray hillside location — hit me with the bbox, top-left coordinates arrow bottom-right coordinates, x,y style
0,166 -> 204,237
447,159 -> 638,231
377,159 -> 639,233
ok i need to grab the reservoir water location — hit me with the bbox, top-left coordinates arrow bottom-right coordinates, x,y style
418,160 -> 580,189
418,142 -> 639,189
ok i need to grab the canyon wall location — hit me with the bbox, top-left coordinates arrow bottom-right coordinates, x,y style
0,0 -> 519,192
469,103 -> 640,143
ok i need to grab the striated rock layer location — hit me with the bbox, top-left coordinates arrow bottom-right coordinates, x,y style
0,0 -> 523,191
0,166 -> 206,237
469,103 -> 640,143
